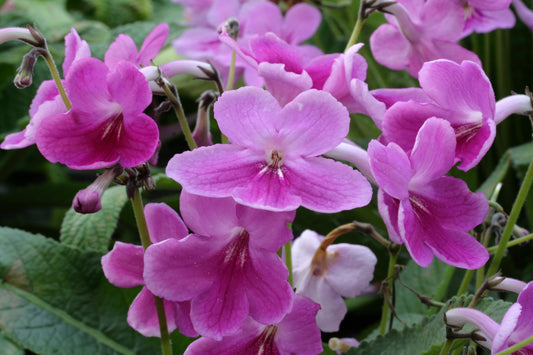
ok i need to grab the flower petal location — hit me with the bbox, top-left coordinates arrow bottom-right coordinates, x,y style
107,61 -> 152,115
127,287 -> 178,337
285,157 -> 372,213
282,3 -> 322,44
145,203 -> 189,244
66,58 -> 112,114
104,34 -> 138,69
138,23 -> 169,66
101,242 -> 144,288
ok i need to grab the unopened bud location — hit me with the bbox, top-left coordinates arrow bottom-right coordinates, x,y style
72,166 -> 123,214
222,17 -> 239,39
14,48 -> 42,88
328,337 -> 359,354
488,275 -> 527,294
192,90 -> 217,147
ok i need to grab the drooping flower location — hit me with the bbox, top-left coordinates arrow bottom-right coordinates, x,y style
101,203 -> 197,338
1,28 -> 89,149
166,87 -> 372,213
292,230 -> 377,332
143,191 -> 295,340
183,295 -> 323,355
368,117 -> 489,269
381,59 -> 496,171
35,58 -> 158,170
446,281 -> 533,353
370,0 -> 481,77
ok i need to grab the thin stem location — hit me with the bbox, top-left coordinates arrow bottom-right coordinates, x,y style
42,51 -> 71,110
344,0 -> 364,52
284,241 -> 293,287
487,233 -> 533,253
494,334 -> 533,355
131,189 -> 172,355
159,79 -> 197,150
225,50 -> 236,92
487,150 -> 533,276
379,246 -> 399,335
456,269 -> 474,296
439,339 -> 454,355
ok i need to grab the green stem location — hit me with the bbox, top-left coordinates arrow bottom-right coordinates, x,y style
42,51 -> 71,110
131,189 -> 172,355
284,241 -> 293,287
487,153 -> 533,277
456,269 -> 474,296
225,50 -> 236,92
344,0 -> 364,52
487,233 -> 533,253
494,334 -> 533,355
379,246 -> 399,335
439,339 -> 454,355
427,265 -> 455,316
160,81 -> 197,150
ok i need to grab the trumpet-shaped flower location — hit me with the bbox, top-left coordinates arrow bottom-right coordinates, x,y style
101,203 -> 197,338
166,87 -> 372,213
446,281 -> 533,353
1,28 -> 89,149
183,295 -> 323,355
370,0 -> 481,77
35,58 -> 158,169
382,59 -> 496,171
368,117 -> 489,269
292,230 -> 377,332
143,191 -> 295,340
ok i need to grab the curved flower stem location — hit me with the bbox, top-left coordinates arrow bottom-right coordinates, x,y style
344,0 -> 364,52
158,78 -> 197,151
42,51 -> 71,110
456,269 -> 474,297
131,189 -> 172,355
379,245 -> 399,335
284,241 -> 293,287
494,334 -> 533,355
439,339 -> 453,355
487,144 -> 533,277
427,265 -> 455,316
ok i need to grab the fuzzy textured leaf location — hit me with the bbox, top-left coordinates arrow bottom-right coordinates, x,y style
0,227 -> 166,355
60,185 -> 128,253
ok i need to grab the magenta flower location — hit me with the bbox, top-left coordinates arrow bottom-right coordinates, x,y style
35,58 -> 158,169
101,203 -> 197,338
166,87 -> 372,213
1,28 -> 89,149
104,23 -> 169,69
368,117 -> 489,269
446,281 -> 533,353
382,59 -> 496,171
370,0 -> 481,77
143,191 -> 295,340
513,0 -> 533,31
457,0 -> 515,38
183,295 -> 323,355
292,230 -> 377,332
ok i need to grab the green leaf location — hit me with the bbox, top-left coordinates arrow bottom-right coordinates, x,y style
0,227 -> 166,355
0,331 -> 23,355
347,296 -> 511,355
60,185 -> 128,253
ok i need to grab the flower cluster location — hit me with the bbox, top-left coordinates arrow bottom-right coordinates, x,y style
2,0 -> 533,354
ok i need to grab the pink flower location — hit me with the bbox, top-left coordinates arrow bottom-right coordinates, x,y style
173,1 -> 321,84
35,58 -> 158,169
513,0 -> 533,31
104,23 -> 169,69
184,295 -> 323,355
143,191 -> 295,340
370,0 -> 481,77
101,203 -> 197,338
292,230 -> 377,332
1,28 -> 89,149
456,0 -> 515,38
368,117 -> 489,269
382,59 -> 496,171
166,87 -> 372,213
446,281 -> 533,353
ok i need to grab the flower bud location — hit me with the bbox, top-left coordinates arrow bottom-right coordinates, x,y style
14,48 -> 42,88
72,166 -> 123,214
192,90 -> 216,147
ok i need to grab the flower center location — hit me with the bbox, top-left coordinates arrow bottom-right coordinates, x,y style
223,228 -> 250,268
250,325 -> 279,355
259,149 -> 285,178
100,111 -> 124,143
